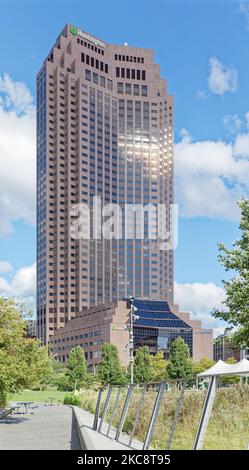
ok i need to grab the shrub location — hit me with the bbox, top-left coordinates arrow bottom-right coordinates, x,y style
63,394 -> 81,406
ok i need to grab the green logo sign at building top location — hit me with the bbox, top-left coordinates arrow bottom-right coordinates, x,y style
70,26 -> 77,36
70,25 -> 105,49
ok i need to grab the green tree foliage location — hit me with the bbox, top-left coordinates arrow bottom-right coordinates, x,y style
150,351 -> 168,382
193,357 -> 215,376
133,346 -> 152,383
213,199 -> 249,347
0,297 -> 52,407
97,343 -> 126,385
65,346 -> 88,390
166,337 -> 193,380
220,357 -> 240,385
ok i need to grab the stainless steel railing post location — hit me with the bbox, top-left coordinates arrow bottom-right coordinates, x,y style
93,387 -> 103,430
115,384 -> 134,442
143,382 -> 166,450
98,386 -> 113,433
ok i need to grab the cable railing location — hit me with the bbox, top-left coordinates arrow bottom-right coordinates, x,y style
92,376 -> 205,450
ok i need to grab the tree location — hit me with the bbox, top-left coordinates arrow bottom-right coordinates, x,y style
133,346 -> 152,383
193,357 -> 215,376
97,344 -> 126,385
166,337 -> 193,380
65,346 -> 88,390
150,352 -> 168,382
213,199 -> 249,348
220,357 -> 240,385
0,297 -> 52,407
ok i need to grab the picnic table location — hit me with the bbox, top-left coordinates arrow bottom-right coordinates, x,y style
16,402 -> 34,414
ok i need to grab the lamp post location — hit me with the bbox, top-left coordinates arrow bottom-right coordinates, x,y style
128,296 -> 139,385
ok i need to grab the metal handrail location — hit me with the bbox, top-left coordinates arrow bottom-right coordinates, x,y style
92,376 -> 200,449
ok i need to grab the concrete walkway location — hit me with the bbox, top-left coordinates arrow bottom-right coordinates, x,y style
0,405 -> 80,450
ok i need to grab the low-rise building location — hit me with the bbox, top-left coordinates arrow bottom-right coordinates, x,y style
213,331 -> 249,362
49,299 -> 213,368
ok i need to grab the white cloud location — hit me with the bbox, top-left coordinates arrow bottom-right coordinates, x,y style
175,130 -> 249,220
0,73 -> 34,115
208,57 -> 238,96
0,74 -> 35,236
195,90 -> 206,100
175,281 -> 226,335
234,133 -> 249,157
239,2 -> 249,30
245,111 -> 249,128
0,261 -> 13,273
0,262 -> 36,313
223,114 -> 242,134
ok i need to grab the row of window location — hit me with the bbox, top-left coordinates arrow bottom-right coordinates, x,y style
77,37 -> 104,55
117,82 -> 148,96
116,67 -> 146,81
85,69 -> 113,91
81,52 -> 108,73
114,53 -> 144,64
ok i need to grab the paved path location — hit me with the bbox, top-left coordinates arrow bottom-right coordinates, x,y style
0,405 -> 80,450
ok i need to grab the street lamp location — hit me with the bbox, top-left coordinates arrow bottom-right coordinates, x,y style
128,296 -> 139,384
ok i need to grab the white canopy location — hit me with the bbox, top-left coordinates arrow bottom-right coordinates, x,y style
197,358 -> 249,378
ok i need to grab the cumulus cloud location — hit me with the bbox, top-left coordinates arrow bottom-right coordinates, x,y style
175,130 -> 249,220
0,74 -> 35,237
208,57 -> 238,96
0,260 -> 13,273
0,73 -> 34,115
223,114 -> 242,134
0,262 -> 36,313
175,281 -> 226,337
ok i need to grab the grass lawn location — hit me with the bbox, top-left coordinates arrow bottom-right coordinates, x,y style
10,390 -> 71,404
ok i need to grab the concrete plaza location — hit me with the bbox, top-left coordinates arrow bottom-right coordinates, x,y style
0,405 -> 80,450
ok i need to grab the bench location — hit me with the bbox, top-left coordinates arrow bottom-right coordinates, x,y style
0,408 -> 14,420
30,405 -> 39,414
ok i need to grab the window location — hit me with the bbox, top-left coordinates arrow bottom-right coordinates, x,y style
85,69 -> 91,81
107,79 -> 113,91
125,83 -> 132,95
117,82 -> 124,94
116,67 -> 120,78
141,85 -> 148,96
93,72 -> 98,84
100,76 -> 106,87
133,84 -> 139,96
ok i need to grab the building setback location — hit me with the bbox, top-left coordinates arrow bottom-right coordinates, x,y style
49,299 -> 213,367
37,24 -> 174,344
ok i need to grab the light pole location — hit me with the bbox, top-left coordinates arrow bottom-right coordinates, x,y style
128,296 -> 139,385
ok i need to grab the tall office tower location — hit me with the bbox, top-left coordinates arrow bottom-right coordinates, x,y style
37,24 -> 174,343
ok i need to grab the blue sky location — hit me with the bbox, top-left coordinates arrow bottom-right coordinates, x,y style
1,0 -> 249,334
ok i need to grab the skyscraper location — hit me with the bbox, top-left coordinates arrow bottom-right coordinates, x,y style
37,24 -> 174,344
